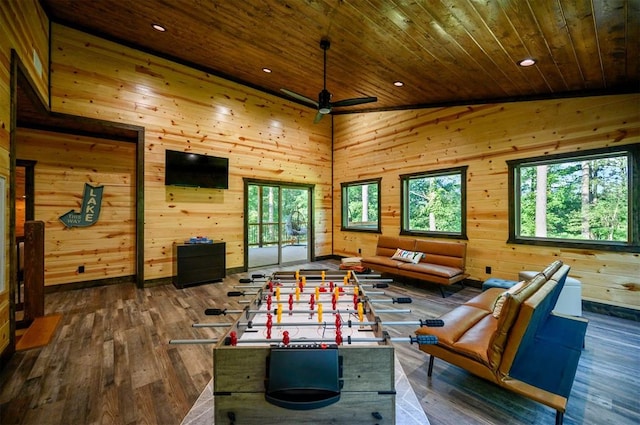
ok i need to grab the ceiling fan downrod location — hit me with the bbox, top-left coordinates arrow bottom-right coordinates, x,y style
319,38 -> 331,114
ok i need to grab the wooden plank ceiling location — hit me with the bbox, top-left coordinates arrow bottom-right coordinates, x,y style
39,0 -> 639,115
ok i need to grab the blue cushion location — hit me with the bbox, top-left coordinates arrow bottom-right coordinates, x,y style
482,277 -> 519,291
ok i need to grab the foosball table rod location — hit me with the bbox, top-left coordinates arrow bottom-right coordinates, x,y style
354,277 -> 394,283
192,318 -> 444,329
169,339 -> 219,345
232,291 -> 388,304
234,283 -> 390,290
204,308 -> 412,316
234,292 -> 389,304
245,277 -> 386,285
168,334 -> 438,346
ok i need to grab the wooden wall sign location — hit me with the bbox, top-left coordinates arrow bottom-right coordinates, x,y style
59,183 -> 104,228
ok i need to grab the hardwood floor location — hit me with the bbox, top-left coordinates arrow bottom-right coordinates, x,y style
1,260 -> 638,424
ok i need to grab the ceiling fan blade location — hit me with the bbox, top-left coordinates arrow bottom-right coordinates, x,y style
280,88 -> 319,107
331,96 -> 378,108
313,111 -> 325,124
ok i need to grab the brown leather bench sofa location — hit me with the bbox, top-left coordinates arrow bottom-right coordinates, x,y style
415,260 -> 588,425
360,235 -> 468,296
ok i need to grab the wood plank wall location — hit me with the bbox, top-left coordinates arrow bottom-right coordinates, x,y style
16,129 -> 136,286
333,96 -> 640,310
49,24 -> 333,282
0,0 -> 49,357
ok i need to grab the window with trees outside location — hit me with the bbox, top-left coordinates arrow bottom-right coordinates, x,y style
341,178 -> 381,232
508,145 -> 639,252
400,166 -> 467,239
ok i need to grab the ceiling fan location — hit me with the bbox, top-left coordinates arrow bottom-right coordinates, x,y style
281,38 -> 377,123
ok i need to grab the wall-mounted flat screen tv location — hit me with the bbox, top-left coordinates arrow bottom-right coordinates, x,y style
165,150 -> 229,189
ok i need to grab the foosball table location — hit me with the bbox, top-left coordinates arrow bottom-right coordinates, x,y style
171,269 -> 441,424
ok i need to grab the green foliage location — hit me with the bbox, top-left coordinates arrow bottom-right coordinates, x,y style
519,155 -> 628,241
345,182 -> 379,228
247,184 -> 309,245
407,174 -> 461,232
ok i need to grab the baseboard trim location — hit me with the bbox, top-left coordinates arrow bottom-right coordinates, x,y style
45,275 -> 136,293
314,254 -> 340,261
583,300 -> 640,322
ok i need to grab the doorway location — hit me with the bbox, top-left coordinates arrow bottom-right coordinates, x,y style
245,181 -> 313,268
14,160 -> 35,326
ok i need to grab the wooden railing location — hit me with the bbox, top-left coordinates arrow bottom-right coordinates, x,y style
248,222 -> 307,246
248,222 -> 281,247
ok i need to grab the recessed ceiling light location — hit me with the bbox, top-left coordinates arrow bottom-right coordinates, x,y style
262,68 -> 272,73
518,58 -> 536,67
151,23 -> 166,32
393,81 -> 404,87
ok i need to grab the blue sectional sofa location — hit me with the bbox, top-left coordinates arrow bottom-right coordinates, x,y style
416,260 -> 588,424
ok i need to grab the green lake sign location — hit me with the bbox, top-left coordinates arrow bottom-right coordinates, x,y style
59,183 -> 104,228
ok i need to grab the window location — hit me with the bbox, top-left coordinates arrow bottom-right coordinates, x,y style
508,145 -> 639,252
400,166 -> 467,239
341,178 -> 381,232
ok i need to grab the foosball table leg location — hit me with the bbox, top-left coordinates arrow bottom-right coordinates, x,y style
428,354 -> 435,377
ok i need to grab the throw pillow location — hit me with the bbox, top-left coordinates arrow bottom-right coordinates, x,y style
492,280 -> 526,319
391,248 -> 423,264
411,251 -> 425,264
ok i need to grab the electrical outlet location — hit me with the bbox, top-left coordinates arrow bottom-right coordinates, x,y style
78,265 -> 85,273
485,266 -> 492,274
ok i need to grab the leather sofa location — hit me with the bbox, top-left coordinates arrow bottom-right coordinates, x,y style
360,235 -> 468,296
415,260 -> 588,425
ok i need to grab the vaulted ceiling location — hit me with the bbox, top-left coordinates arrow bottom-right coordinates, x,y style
38,0 -> 639,114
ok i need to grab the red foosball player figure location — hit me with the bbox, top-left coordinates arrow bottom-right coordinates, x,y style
267,294 -> 272,311
335,328 -> 342,345
309,293 -> 315,309
282,330 -> 290,346
266,313 -> 273,339
288,293 -> 294,315
268,280 -> 273,292
229,331 -> 238,346
329,281 -> 334,292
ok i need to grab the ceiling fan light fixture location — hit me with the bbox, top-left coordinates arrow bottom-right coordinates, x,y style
318,89 -> 331,114
280,38 -> 377,123
518,58 -> 536,67
151,23 -> 166,32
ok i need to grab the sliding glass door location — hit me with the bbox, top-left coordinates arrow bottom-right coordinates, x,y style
246,181 -> 312,268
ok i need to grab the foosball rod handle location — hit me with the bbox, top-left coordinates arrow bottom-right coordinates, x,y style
237,275 -> 268,284
227,291 -> 255,297
204,308 -> 243,316
394,297 -> 412,303
409,335 -> 438,345
420,319 -> 444,327
365,296 -> 411,304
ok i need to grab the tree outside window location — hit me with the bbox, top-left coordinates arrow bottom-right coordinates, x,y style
400,166 -> 467,239
508,145 -> 639,252
341,179 -> 381,232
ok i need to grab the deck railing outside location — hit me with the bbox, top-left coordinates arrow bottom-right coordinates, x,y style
248,222 -> 307,246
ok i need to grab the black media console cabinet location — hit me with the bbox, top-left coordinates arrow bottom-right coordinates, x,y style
173,242 -> 226,289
